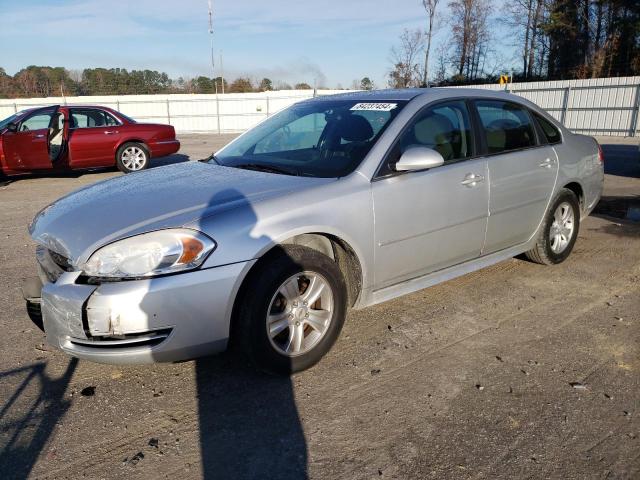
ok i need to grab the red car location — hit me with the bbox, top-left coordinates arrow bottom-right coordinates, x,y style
0,105 -> 180,176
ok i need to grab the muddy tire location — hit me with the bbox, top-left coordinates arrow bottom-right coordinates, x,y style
235,245 -> 347,374
525,188 -> 580,265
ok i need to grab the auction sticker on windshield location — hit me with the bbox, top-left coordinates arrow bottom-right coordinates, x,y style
350,103 -> 398,112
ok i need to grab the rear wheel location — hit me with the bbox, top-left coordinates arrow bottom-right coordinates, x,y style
116,142 -> 149,173
235,245 -> 347,374
525,188 -> 580,265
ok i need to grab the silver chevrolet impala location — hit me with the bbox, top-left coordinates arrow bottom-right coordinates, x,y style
26,89 -> 604,373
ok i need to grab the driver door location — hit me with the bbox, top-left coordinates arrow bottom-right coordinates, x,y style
2,106 -> 61,171
372,100 -> 489,289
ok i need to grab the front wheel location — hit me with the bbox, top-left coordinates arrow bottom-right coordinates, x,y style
235,245 -> 347,374
116,143 -> 149,173
525,188 -> 580,265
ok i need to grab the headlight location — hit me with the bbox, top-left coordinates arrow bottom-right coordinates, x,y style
82,229 -> 215,279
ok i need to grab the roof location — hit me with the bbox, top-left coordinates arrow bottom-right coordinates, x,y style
311,87 -> 526,103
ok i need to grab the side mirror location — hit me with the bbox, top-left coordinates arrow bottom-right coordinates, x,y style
6,121 -> 18,133
394,146 -> 444,172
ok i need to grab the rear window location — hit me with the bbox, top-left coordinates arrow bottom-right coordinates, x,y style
475,100 -> 536,153
533,112 -> 562,144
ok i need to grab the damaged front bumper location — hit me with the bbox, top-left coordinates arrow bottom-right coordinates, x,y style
24,259 -> 252,364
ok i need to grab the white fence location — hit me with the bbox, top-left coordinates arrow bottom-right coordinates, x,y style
0,90 -> 347,134
455,76 -> 640,137
1,77 -> 640,136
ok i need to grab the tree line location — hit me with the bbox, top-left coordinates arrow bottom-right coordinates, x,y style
388,0 -> 640,88
0,66 -> 317,99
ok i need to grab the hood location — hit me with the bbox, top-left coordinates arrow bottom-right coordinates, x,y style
30,162 -> 331,264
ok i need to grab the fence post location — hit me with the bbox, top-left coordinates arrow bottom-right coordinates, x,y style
561,86 -> 571,126
266,96 -> 270,118
630,84 -> 640,137
216,95 -> 221,135
13,103 -> 18,113
116,99 -> 120,112
166,99 -> 171,124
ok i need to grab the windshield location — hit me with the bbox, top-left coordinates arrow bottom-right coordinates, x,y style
0,110 -> 28,130
214,99 -> 407,178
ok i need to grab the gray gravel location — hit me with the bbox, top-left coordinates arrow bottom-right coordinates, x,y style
0,134 -> 638,479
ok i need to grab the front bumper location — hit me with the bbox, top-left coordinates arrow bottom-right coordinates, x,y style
28,261 -> 252,364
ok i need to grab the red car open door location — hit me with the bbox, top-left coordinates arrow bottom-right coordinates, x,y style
2,105 -> 63,171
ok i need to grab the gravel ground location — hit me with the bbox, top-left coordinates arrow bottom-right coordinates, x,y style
0,134 -> 638,480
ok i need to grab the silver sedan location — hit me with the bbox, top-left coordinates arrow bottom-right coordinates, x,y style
26,88 -> 604,373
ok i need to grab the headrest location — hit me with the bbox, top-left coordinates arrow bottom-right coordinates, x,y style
414,113 -> 454,146
337,114 -> 374,142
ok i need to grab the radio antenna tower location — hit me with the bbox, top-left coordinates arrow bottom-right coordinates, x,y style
208,0 -> 218,94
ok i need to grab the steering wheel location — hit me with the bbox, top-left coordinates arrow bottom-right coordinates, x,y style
21,125 -> 29,131
282,125 -> 291,138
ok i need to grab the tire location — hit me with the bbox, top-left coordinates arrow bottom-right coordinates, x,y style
116,142 -> 149,173
525,188 -> 580,265
235,245 -> 348,374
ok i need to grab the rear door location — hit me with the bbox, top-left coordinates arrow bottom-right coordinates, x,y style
2,106 -> 60,170
474,99 -> 559,254
67,108 -> 123,167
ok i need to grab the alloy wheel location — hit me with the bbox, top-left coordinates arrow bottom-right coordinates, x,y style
121,146 -> 146,171
266,271 -> 334,357
549,201 -> 575,254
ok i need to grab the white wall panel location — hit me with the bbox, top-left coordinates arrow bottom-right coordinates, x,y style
1,79 -> 639,136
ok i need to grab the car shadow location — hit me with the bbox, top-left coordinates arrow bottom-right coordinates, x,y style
142,188 -> 309,479
0,358 -> 78,479
0,153 -> 192,186
591,194 -> 640,237
194,354 -> 308,479
148,153 -> 191,169
601,143 -> 640,178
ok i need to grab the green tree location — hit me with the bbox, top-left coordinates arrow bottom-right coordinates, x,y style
360,77 -> 374,90
294,82 -> 312,90
228,77 -> 254,93
259,78 -> 273,91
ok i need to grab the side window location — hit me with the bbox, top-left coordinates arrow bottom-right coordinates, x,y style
475,100 -> 536,153
400,100 -> 473,163
20,111 -> 54,131
104,112 -> 120,126
254,113 -> 327,154
70,109 -> 115,129
533,112 -> 561,144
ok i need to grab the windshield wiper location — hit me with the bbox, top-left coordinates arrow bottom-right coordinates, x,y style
234,163 -> 299,176
200,154 -> 220,164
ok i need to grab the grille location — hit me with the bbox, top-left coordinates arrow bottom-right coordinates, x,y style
69,329 -> 172,349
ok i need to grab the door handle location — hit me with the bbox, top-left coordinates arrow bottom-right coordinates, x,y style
104,130 -> 118,135
461,173 -> 485,187
539,158 -> 553,168
34,134 -> 46,138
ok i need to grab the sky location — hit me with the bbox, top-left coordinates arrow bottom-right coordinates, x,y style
0,0 -> 515,88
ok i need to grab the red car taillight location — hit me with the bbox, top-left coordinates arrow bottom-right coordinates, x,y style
597,143 -> 604,165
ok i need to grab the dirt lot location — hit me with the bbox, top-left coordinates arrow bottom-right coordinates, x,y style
0,135 -> 638,479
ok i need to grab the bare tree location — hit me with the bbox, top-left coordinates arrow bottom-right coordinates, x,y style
388,28 -> 425,88
434,42 -> 450,83
504,0 -> 545,78
448,0 -> 492,81
421,0 -> 440,86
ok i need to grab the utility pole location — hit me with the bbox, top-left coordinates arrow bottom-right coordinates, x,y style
219,50 -> 225,94
208,0 -> 217,94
